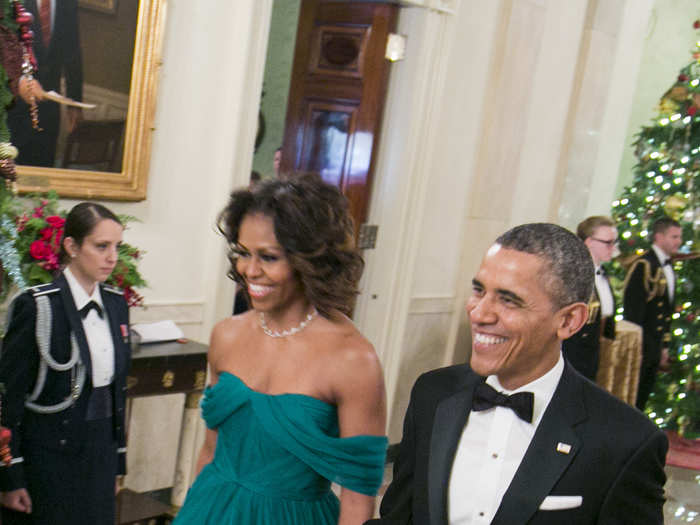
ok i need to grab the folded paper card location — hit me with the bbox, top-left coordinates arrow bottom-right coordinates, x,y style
131,320 -> 184,343
539,495 -> 583,511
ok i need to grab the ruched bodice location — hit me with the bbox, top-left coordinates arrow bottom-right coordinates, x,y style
173,372 -> 388,524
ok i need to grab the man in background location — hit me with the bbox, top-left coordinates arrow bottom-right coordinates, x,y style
561,216 -> 617,381
624,216 -> 682,410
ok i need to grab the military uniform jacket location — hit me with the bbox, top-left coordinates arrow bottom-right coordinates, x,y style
623,250 -> 674,361
562,276 -> 616,381
0,274 -> 130,491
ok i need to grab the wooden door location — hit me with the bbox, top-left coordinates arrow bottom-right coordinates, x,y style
281,0 -> 398,232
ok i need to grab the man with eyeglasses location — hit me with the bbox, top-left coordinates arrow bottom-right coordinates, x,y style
623,216 -> 682,410
561,216 -> 617,381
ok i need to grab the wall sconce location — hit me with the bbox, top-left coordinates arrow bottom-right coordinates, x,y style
385,33 -> 407,62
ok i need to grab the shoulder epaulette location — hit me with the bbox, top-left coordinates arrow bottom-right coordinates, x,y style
102,284 -> 124,296
29,283 -> 60,297
622,255 -> 665,302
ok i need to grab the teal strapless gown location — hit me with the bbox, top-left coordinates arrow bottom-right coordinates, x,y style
173,372 -> 388,524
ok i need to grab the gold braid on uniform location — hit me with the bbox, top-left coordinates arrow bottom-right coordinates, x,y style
586,289 -> 600,324
621,255 -> 667,303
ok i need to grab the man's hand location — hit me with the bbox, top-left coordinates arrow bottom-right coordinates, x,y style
66,107 -> 83,135
1,488 -> 32,513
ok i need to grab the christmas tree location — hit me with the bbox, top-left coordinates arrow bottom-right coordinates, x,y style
610,19 -> 700,438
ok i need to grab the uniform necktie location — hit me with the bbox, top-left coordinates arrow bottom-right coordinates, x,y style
39,0 -> 51,48
473,382 -> 534,423
80,300 -> 103,319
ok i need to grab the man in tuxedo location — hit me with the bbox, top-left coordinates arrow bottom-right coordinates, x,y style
623,216 -> 682,410
368,223 -> 667,525
8,0 -> 83,167
561,216 -> 617,381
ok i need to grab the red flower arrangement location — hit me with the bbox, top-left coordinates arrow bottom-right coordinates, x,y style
14,194 -> 146,307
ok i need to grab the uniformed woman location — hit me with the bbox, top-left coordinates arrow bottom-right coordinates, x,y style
0,202 -> 131,525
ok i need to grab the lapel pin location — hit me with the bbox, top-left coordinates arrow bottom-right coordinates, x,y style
556,442 -> 572,454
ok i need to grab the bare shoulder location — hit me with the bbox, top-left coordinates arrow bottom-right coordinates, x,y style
315,315 -> 384,399
313,314 -> 386,436
208,311 -> 256,372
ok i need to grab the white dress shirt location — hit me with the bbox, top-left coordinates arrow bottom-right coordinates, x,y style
594,267 -> 614,318
651,244 -> 674,302
448,355 -> 565,524
64,268 -> 115,387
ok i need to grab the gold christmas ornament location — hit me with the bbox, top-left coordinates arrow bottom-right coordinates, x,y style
670,85 -> 689,101
663,194 -> 688,219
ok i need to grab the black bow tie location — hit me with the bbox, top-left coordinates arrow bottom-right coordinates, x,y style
80,300 -> 103,319
473,382 -> 534,423
662,259 -> 672,267
596,267 -> 605,276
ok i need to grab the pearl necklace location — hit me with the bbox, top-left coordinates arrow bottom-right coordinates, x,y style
259,308 -> 318,338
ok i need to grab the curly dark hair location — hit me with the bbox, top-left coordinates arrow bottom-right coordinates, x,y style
218,174 -> 364,318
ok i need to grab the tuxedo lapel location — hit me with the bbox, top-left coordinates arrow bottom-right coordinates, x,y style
428,374 -> 481,525
55,274 -> 93,383
492,365 -> 587,524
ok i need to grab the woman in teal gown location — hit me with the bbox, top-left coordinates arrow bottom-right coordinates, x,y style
174,174 -> 388,524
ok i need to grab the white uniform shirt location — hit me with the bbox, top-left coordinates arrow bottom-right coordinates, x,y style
651,244 -> 674,302
448,355 -> 565,524
64,268 -> 115,387
594,267 -> 614,318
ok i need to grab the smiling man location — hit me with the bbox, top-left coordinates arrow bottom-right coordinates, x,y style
367,223 -> 667,525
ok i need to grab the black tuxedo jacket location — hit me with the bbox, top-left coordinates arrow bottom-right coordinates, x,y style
367,363 -> 667,524
0,274 -> 130,491
562,274 -> 615,381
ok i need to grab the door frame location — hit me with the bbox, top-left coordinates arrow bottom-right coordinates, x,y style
237,1 -> 461,434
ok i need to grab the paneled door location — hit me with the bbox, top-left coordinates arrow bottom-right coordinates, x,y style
281,0 -> 398,232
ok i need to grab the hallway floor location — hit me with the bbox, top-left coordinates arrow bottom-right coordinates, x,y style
665,465 -> 700,524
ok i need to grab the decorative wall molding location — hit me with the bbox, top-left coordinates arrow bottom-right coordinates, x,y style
399,0 -> 460,14
408,295 -> 456,315
130,301 -> 205,326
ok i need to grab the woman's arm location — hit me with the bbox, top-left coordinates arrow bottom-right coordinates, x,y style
193,319 -> 232,479
333,337 -> 387,525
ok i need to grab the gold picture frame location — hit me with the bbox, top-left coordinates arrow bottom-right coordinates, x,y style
79,0 -> 118,15
17,0 -> 167,201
